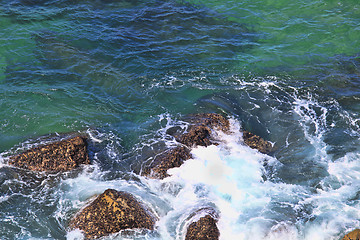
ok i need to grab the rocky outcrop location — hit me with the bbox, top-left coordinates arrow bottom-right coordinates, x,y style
142,113 -> 272,179
185,214 -> 220,240
342,229 -> 360,240
8,136 -> 90,172
177,113 -> 272,154
176,113 -> 230,147
69,189 -> 157,239
142,146 -> 192,179
242,131 -> 273,154
142,113 -> 228,179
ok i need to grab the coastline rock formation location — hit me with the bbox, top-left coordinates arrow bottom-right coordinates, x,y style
142,113 -> 272,179
8,136 -> 90,172
141,113 -> 229,179
69,189 -> 157,239
142,146 -> 192,179
342,229 -> 360,240
176,113 -> 230,147
242,130 -> 273,154
185,214 -> 220,240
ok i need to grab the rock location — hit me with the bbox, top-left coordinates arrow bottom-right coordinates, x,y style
185,214 -> 220,240
69,189 -> 157,239
176,113 -> 230,147
142,146 -> 192,179
342,229 -> 360,240
8,136 -> 90,172
184,113 -> 230,133
242,130 -> 273,154
177,124 -> 213,147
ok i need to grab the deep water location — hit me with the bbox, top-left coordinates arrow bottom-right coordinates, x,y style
0,0 -> 360,239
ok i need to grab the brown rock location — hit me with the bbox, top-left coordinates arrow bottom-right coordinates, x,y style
177,124 -> 213,147
8,136 -> 90,172
242,131 -> 273,154
142,146 -> 192,179
69,189 -> 157,239
185,215 -> 220,240
185,113 -> 230,133
176,113 -> 230,147
342,229 -> 360,240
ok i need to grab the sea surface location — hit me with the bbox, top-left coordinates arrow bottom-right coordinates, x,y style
0,0 -> 360,239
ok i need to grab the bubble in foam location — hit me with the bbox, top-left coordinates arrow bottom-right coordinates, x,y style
66,229 -> 85,240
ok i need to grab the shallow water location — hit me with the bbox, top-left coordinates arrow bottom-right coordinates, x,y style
0,0 -> 360,239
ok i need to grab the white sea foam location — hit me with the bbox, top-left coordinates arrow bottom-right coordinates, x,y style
66,228 -> 85,240
138,118 -> 306,239
136,111 -> 360,240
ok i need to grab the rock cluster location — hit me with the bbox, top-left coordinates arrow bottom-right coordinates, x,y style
8,136 -> 90,172
69,189 -> 156,239
5,113 -> 274,239
143,113 -> 272,180
139,113 -> 273,240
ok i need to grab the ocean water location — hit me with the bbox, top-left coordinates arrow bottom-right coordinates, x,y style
0,0 -> 359,239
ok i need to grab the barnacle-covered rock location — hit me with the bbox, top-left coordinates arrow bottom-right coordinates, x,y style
176,113 -> 230,147
8,136 -> 89,172
142,146 -> 192,179
242,130 -> 273,154
69,189 -> 156,239
185,214 -> 220,240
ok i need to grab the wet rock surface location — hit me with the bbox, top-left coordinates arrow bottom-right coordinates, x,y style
184,113 -> 230,132
142,146 -> 192,179
8,136 -> 90,172
176,113 -> 230,147
342,229 -> 360,240
185,214 -> 220,240
242,130 -> 273,154
69,189 -> 156,239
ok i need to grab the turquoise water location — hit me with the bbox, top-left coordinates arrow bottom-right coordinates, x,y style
0,0 -> 360,239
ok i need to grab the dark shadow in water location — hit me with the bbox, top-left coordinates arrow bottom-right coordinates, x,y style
105,0 -> 257,72
2,0 -> 258,74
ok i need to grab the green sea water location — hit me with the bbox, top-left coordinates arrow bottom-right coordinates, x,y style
0,0 -> 360,239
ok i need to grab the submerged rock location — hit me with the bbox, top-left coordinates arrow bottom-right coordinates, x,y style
142,146 -> 192,179
185,214 -> 220,240
342,229 -> 360,240
242,130 -> 273,154
8,136 -> 90,172
69,189 -> 156,239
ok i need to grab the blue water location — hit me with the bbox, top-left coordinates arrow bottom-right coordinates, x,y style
0,0 -> 360,239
